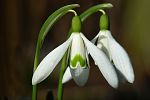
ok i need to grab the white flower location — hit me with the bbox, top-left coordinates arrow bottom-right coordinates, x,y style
91,30 -> 134,83
32,32 -> 118,88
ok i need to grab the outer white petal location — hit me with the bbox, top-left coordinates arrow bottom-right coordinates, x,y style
80,33 -> 118,88
62,67 -> 72,84
108,33 -> 134,83
70,63 -> 89,87
32,35 -> 73,85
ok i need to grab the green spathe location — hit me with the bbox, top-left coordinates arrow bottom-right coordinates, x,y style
72,16 -> 81,32
70,54 -> 86,68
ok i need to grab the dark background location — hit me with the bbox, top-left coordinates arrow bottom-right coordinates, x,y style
0,0 -> 150,100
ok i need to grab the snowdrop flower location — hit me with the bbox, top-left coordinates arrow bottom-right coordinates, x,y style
32,15 -> 118,88
91,13 -> 134,83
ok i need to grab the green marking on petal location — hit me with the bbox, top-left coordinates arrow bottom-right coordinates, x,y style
70,54 -> 86,68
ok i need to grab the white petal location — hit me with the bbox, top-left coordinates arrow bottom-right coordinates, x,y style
32,35 -> 73,85
70,33 -> 86,62
91,33 -> 99,44
62,67 -> 72,84
86,51 -> 90,67
70,63 -> 89,86
98,31 -> 112,60
81,33 -> 118,88
108,36 -> 134,83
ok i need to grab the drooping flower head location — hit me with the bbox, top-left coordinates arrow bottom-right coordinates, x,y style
32,14 -> 118,88
91,11 -> 135,83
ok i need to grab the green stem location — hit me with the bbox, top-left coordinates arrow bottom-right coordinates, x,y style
32,85 -> 37,100
32,44 -> 40,100
57,52 -> 68,100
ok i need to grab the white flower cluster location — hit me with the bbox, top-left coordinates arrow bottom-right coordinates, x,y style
32,15 -> 134,88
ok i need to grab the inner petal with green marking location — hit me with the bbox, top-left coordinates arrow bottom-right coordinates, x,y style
70,33 -> 87,69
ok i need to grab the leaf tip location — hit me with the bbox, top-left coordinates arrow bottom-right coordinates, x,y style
106,3 -> 113,8
71,4 -> 80,7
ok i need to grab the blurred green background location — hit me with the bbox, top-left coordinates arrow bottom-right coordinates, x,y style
0,0 -> 150,100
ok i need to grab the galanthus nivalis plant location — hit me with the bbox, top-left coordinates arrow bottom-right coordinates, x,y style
91,11 -> 135,83
31,3 -> 134,100
32,15 -> 118,88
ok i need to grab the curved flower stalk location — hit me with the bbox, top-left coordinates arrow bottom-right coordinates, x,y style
32,15 -> 118,88
92,11 -> 135,83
